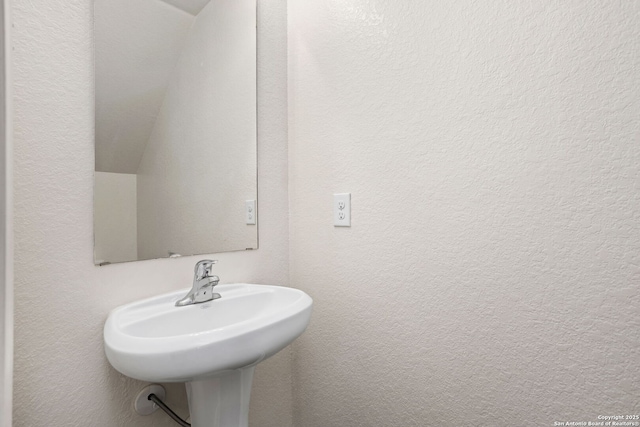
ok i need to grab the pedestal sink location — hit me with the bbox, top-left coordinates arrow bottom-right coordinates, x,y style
103,284 -> 312,427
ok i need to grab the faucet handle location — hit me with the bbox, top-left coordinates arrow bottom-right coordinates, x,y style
194,259 -> 217,279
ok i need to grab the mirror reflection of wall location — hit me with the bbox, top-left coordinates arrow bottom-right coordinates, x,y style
94,0 -> 257,265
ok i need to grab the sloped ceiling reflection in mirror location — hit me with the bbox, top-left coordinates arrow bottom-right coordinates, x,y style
95,0 -> 195,173
160,0 -> 212,16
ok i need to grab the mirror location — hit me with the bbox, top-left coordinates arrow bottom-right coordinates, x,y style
94,0 -> 257,265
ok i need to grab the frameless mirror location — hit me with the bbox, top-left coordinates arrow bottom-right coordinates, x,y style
94,0 -> 257,265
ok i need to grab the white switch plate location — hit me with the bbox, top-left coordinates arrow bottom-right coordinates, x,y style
246,200 -> 256,225
333,193 -> 351,227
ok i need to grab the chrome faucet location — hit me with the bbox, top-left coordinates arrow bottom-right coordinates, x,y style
175,260 -> 221,307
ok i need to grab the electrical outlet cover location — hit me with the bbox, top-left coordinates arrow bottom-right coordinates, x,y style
333,193 -> 351,227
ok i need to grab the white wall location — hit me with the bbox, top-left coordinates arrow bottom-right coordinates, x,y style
12,0 -> 291,426
289,1 -> 640,426
137,0 -> 257,260
0,0 -> 11,424
94,172 -> 137,264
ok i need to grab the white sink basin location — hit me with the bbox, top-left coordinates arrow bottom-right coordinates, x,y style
104,283 -> 312,427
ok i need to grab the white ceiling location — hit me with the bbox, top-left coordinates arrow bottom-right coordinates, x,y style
95,0 -> 205,173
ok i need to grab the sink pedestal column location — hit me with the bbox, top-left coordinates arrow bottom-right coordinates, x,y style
186,366 -> 256,427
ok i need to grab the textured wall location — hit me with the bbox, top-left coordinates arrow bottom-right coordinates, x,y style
0,0 -> 12,423
137,0 -> 257,260
289,1 -> 640,426
12,0 -> 291,426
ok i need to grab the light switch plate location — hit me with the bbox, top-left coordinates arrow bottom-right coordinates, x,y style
333,193 -> 351,227
246,200 -> 256,225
